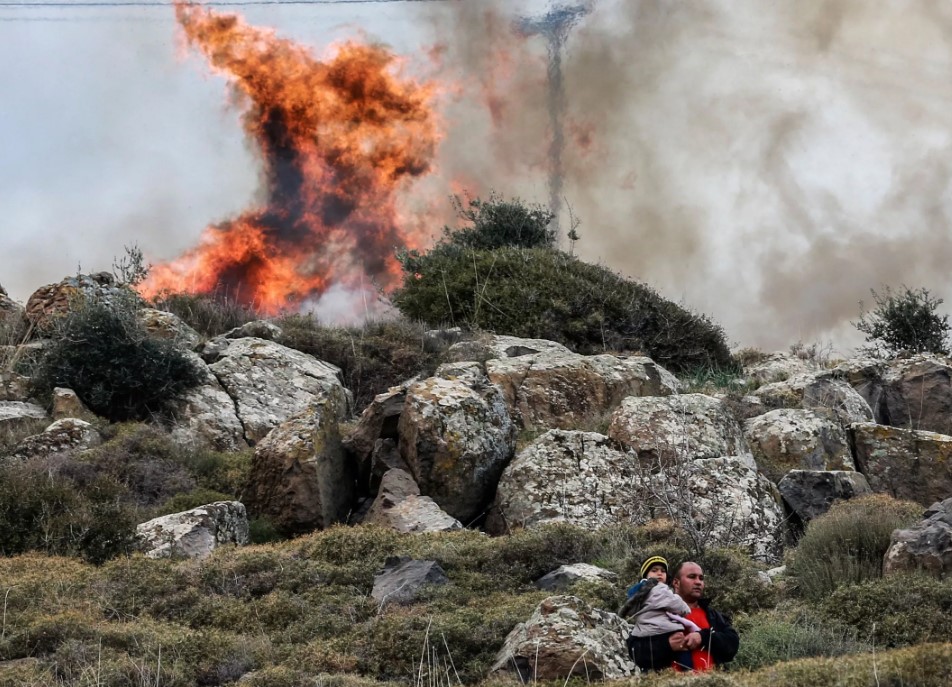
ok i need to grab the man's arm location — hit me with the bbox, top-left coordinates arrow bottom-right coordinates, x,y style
627,631 -> 679,672
701,609 -> 740,665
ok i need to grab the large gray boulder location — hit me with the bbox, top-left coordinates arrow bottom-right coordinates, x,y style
743,408 -> 854,483
851,422 -> 952,507
11,418 -> 102,460
370,556 -> 450,608
650,457 -> 786,562
399,370 -> 515,524
242,389 -> 353,534
364,468 -> 462,534
487,430 -> 641,534
342,384 -> 412,494
608,394 -> 753,468
884,498 -> 952,577
877,355 -> 952,435
744,351 -> 821,385
778,470 -> 871,524
203,337 -> 350,445
751,372 -> 873,425
169,352 -> 247,451
535,564 -> 619,592
50,388 -> 98,423
136,501 -> 249,560
0,401 -> 47,431
490,595 -> 636,680
137,308 -> 202,350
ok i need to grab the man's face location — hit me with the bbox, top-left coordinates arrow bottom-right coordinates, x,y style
674,562 -> 705,602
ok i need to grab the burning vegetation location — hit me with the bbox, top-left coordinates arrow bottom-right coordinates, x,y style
139,1 -> 440,313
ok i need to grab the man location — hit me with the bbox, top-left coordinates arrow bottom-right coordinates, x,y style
626,561 -> 739,672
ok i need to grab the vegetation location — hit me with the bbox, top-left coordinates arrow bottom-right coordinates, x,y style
787,494 -> 922,601
149,291 -> 262,338
854,285 -> 951,357
31,294 -> 203,421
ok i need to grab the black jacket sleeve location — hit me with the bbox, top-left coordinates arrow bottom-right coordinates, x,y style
701,608 -> 740,666
627,631 -> 677,672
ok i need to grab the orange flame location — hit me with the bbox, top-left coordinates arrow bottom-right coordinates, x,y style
139,2 -> 440,313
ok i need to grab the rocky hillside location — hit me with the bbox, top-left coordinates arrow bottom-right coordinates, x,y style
1,274 -> 951,687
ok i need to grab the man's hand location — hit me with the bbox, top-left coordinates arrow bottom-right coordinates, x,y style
668,632 -> 686,651
683,632 -> 703,650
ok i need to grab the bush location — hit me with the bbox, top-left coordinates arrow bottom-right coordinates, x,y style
854,285 -> 950,356
394,245 -> 732,373
149,291 -> 262,338
787,494 -> 922,601
31,295 -> 202,421
818,573 -> 952,647
276,316 -> 450,411
441,193 -> 556,250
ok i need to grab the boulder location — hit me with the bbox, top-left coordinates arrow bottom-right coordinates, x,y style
137,308 -> 202,349
242,389 -> 353,534
650,457 -> 785,562
224,320 -> 283,341
884,498 -> 952,577
136,501 -> 249,559
0,401 -> 47,430
203,337 -> 351,445
851,422 -> 952,507
399,371 -> 515,524
0,371 -> 30,403
751,372 -> 873,425
370,556 -> 449,608
744,351 -> 820,385
490,595 -> 636,681
777,470 -> 871,524
11,418 -> 102,460
168,352 -> 247,451
535,564 -> 619,592
24,273 -> 133,332
877,355 -> 952,435
51,388 -> 98,423
0,283 -> 21,316
363,468 -> 462,534
487,430 -> 641,534
607,394 -> 753,468
342,385 -> 410,493
743,408 -> 854,482
482,336 -> 680,431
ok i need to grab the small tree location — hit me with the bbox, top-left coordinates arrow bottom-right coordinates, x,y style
443,192 -> 556,250
853,285 -> 950,357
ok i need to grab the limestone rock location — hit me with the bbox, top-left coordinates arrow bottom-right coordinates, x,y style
204,337 -> 351,445
535,564 -> 619,592
242,389 -> 354,534
651,457 -> 785,562
744,352 -> 820,385
488,430 -> 641,534
878,355 -> 952,435
24,273 -> 133,332
342,384 -> 410,493
743,408 -> 854,482
137,308 -> 202,349
364,468 -> 462,534
490,595 -> 636,680
370,556 -> 449,608
608,394 -> 753,468
778,470 -> 871,524
851,422 -> 952,507
11,418 -> 102,459
168,352 -> 247,451
51,388 -> 98,423
884,498 -> 952,577
0,401 -> 47,430
136,501 -> 249,559
751,372 -> 873,425
224,320 -> 283,341
399,372 -> 515,524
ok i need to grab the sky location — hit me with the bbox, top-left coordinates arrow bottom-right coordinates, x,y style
3,0 -> 952,353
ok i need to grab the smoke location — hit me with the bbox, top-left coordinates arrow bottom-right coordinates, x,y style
419,0 -> 952,352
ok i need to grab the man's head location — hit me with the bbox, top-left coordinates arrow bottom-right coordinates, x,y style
640,555 -> 668,583
671,561 -> 705,604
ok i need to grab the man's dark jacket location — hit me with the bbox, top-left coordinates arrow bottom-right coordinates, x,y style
626,598 -> 739,672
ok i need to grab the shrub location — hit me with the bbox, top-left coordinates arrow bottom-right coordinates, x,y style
149,291 -> 261,338
31,295 -> 203,421
853,284 -> 950,356
276,316 -> 450,411
818,573 -> 952,647
787,494 -> 922,601
393,246 -> 732,373
441,193 -> 556,250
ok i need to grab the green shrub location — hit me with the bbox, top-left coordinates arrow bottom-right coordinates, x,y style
787,494 -> 922,601
31,295 -> 202,421
818,573 -> 952,647
854,284 -> 950,356
276,316 -> 449,411
158,488 -> 233,516
393,245 -> 731,373
149,291 -> 261,338
440,193 -> 556,250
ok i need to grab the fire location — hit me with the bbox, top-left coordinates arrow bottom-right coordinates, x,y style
139,1 -> 440,313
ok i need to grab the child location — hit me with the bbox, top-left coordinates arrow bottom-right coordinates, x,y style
618,556 -> 700,637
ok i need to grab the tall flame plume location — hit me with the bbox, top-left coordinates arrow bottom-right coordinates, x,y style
139,1 -> 440,313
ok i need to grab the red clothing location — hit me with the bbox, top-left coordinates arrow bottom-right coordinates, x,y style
673,607 -> 714,672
